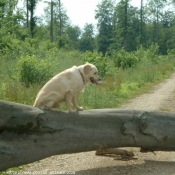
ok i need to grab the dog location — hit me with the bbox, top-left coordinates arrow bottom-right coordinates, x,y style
33,63 -> 101,112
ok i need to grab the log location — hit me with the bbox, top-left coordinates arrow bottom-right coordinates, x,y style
1,100 -> 175,171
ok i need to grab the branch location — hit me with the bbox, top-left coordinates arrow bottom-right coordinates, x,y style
1,100 -> 175,171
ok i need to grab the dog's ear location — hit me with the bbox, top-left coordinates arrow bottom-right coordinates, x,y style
84,64 -> 92,75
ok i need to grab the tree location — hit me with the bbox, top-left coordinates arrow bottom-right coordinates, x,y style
24,0 -> 29,28
1,100 -> 175,171
43,0 -> 70,44
66,25 -> 81,49
123,0 -> 130,49
53,0 -> 70,45
27,0 -> 37,38
125,5 -> 140,51
139,0 -> 148,47
140,0 -> 144,44
158,10 -> 175,54
146,0 -> 168,43
95,0 -> 114,54
79,23 -> 95,52
112,1 -> 140,51
0,0 -> 25,51
23,0 -> 41,38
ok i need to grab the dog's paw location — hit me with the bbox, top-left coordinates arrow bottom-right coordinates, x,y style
68,109 -> 75,113
76,107 -> 84,111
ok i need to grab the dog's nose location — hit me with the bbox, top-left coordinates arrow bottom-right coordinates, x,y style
98,77 -> 101,81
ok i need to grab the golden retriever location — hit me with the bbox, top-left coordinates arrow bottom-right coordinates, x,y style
33,63 -> 101,112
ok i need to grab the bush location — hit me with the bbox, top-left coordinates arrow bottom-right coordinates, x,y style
112,48 -> 139,69
83,51 -> 108,77
15,55 -> 54,87
146,44 -> 159,63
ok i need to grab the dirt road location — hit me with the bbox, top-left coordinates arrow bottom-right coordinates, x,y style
24,73 -> 175,175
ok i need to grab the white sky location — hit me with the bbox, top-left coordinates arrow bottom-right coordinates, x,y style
18,0 -> 141,29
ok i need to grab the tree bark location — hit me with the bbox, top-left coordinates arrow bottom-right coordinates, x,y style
1,100 -> 175,171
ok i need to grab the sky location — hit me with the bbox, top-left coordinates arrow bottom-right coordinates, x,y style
18,0 -> 141,29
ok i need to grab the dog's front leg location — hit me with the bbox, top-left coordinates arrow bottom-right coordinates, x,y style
72,95 -> 84,111
65,91 -> 75,112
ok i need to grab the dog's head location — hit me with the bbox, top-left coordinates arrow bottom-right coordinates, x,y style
83,63 -> 101,85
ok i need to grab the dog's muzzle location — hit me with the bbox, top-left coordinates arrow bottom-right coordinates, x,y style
90,77 -> 101,85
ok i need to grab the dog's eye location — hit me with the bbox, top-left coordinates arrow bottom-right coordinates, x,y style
94,72 -> 97,75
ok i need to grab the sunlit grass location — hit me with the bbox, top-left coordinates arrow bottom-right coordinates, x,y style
0,49 -> 175,110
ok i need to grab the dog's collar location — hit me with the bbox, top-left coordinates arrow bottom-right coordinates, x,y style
79,70 -> 85,83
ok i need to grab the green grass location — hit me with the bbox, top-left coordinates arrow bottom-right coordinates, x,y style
0,166 -> 25,175
0,49 -> 175,110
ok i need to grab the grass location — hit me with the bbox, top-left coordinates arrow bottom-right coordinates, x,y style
0,166 -> 25,175
0,48 -> 175,110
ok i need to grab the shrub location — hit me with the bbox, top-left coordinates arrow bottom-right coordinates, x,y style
83,51 -> 108,77
15,55 -> 53,87
146,44 -> 159,63
112,48 -> 139,69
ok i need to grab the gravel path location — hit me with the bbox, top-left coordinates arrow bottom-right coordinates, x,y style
24,73 -> 175,175
122,73 -> 175,112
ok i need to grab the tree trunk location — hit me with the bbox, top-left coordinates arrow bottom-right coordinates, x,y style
123,0 -> 128,50
29,0 -> 36,38
50,0 -> 54,42
140,0 -> 143,44
1,100 -> 175,171
26,0 -> 29,28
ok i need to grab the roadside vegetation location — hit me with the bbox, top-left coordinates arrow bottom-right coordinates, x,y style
1,0 -> 175,110
1,42 -> 175,110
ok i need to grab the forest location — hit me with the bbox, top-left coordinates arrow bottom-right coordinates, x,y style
1,0 -> 175,54
1,0 -> 175,110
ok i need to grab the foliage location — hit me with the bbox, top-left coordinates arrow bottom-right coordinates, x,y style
79,24 -> 95,52
95,0 -> 114,54
112,48 -> 139,69
83,51 -> 108,77
1,0 -> 175,112
65,25 -> 81,50
0,45 -> 175,110
15,55 -> 53,87
1,0 -> 175,55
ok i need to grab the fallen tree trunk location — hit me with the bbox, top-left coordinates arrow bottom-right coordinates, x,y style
1,100 -> 175,171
